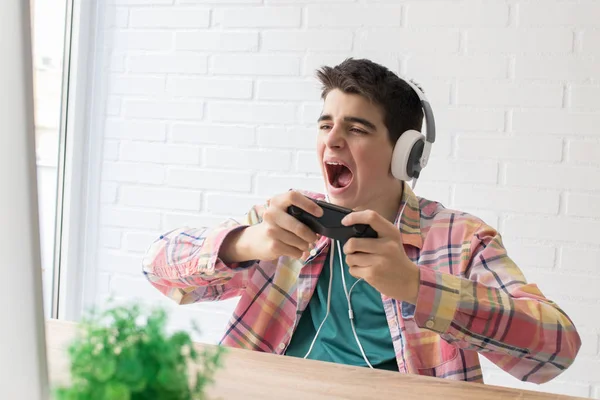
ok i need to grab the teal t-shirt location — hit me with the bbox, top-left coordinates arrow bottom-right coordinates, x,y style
285,248 -> 398,371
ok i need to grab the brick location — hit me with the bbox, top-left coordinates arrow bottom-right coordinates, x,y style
262,31 -> 353,52
256,174 -> 325,196
301,103 -> 324,124
124,231 -> 163,253
100,206 -> 161,229
108,54 -> 125,72
120,141 -> 200,165
95,273 -> 111,298
420,79 -> 451,106
266,0 -> 354,2
167,168 -> 252,192
582,30 -> 600,54
553,299 -> 600,331
355,29 -> 460,54
566,193 -> 600,218
434,108 -> 505,132
107,0 -> 172,3
456,135 -> 563,161
413,183 -> 452,206
527,270 -> 600,304
109,30 -> 173,51
519,2 -> 600,26
571,86 -> 600,110
123,99 -> 203,121
176,32 -> 258,52
106,96 -> 121,116
453,185 -> 560,214
304,54 -> 352,76
513,110 -> 600,136
257,80 -> 320,101
218,7 -> 300,28
307,5 -> 401,27
179,0 -> 260,3
505,163 -> 600,191
99,228 -> 122,249
407,2 -> 508,27
560,247 -> 600,274
205,148 -> 292,172
457,82 -> 563,107
467,29 -> 573,54
211,55 -> 300,75
407,55 -> 508,79
304,53 -> 398,76
208,102 -> 297,124
504,216 -> 600,245
97,251 -> 143,275
514,56 -> 600,81
500,239 -> 556,269
567,140 -> 600,164
206,194 -> 265,215
108,74 -> 165,95
106,7 -> 129,28
456,209 -> 499,231
121,186 -> 201,211
128,53 -> 208,74
103,140 -> 119,161
130,8 -> 209,28
110,275 -> 167,299
427,132 -> 452,158
102,162 -> 166,184
100,183 -> 118,204
296,151 -> 321,173
484,371 -> 591,398
577,331 -> 599,357
167,77 -> 252,99
257,127 -> 316,149
104,119 -> 166,141
163,212 -> 227,231
171,123 -> 255,146
421,159 -> 498,184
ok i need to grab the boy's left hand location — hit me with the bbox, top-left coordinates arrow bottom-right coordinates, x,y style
341,210 -> 420,305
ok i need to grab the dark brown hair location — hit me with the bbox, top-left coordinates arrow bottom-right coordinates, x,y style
316,58 -> 423,144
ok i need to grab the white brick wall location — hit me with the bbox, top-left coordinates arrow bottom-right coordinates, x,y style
84,2 -> 600,397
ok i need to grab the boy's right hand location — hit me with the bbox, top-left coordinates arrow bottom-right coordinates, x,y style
221,191 -> 323,263
247,191 -> 323,260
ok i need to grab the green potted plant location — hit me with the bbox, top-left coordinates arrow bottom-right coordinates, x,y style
54,302 -> 226,400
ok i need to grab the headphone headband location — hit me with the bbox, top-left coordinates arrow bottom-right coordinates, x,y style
399,77 -> 436,146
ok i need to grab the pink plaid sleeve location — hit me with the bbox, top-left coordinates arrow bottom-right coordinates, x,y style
414,223 -> 581,384
142,204 -> 265,305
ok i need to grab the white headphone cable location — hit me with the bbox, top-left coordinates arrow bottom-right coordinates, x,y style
338,239 -> 373,369
303,240 -> 334,359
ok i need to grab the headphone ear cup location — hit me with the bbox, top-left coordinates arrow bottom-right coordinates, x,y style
391,130 -> 426,181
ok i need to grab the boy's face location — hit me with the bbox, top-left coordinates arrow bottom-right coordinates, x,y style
317,89 -> 401,211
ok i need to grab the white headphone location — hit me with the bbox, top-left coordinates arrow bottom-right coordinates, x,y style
390,78 -> 436,182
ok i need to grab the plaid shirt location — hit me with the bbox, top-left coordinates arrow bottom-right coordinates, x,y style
142,183 -> 581,384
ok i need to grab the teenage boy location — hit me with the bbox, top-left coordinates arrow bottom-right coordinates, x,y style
142,58 -> 580,383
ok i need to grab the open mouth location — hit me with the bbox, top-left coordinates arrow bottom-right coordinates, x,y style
325,161 -> 354,189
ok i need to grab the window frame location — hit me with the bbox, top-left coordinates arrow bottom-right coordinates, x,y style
51,0 -> 103,321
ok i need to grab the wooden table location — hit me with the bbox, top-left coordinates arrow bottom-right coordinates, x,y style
46,319 -> 583,400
